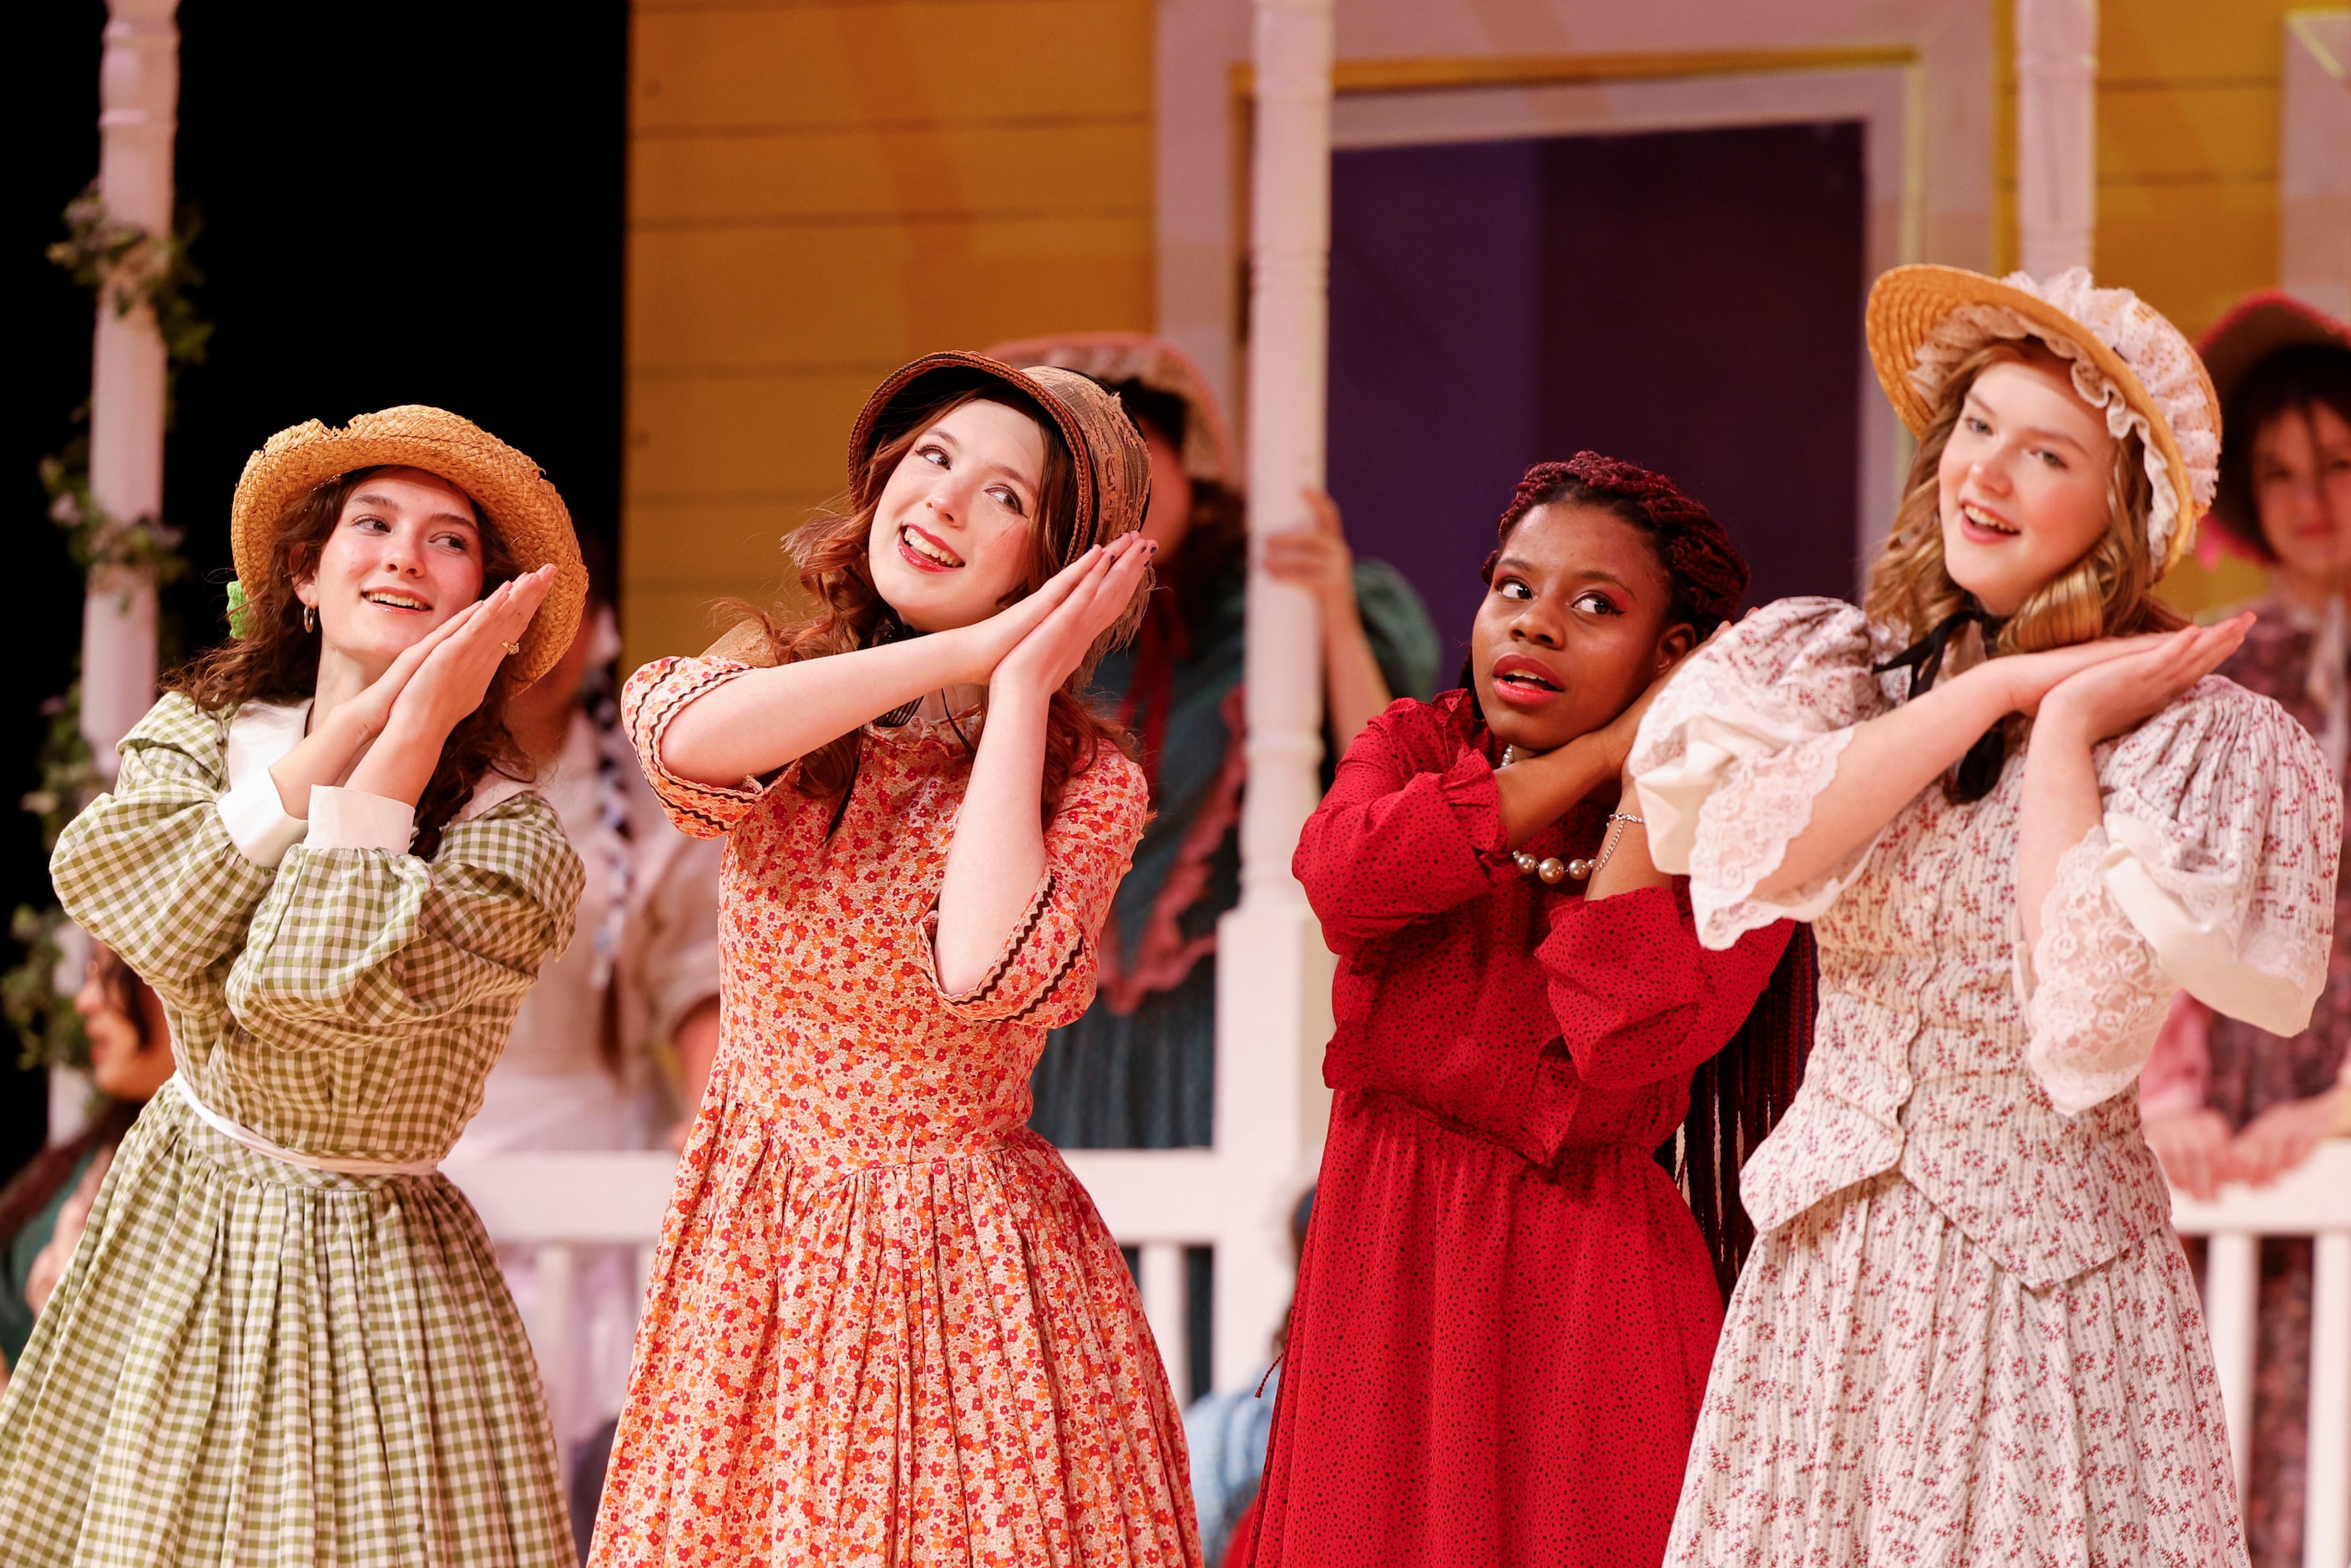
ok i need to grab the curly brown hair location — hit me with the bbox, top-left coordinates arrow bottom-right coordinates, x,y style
171,467 -> 529,858
727,385 -> 1136,820
1865,340 -> 2183,653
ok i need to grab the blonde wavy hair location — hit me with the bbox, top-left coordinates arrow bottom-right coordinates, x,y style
1864,339 -> 2184,653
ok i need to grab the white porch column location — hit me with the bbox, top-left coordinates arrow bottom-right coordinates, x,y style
2280,10 -> 2351,321
2015,0 -> 2098,277
1211,0 -> 1337,1391
79,0 -> 181,780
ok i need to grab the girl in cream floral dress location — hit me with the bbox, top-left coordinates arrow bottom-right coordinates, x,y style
1636,267 -> 2340,1563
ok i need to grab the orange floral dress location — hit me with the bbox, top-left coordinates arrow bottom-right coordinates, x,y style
591,655 -> 1201,1568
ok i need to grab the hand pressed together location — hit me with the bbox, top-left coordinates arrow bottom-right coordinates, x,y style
2031,615 -> 2252,744
988,534 -> 1157,702
386,564 -> 562,741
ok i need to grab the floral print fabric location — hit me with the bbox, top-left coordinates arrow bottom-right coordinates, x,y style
589,656 -> 1200,1568
1633,598 -> 2341,1563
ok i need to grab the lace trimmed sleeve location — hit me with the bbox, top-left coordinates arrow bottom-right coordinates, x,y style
1629,597 -> 1893,949
2019,679 -> 2343,1114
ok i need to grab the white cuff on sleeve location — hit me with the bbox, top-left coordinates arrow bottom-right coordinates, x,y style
216,770 -> 309,867
307,786 -> 417,852
2099,823 -> 2315,1039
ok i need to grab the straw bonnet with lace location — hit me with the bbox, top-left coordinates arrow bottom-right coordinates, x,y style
1868,265 -> 2221,579
229,405 -> 588,685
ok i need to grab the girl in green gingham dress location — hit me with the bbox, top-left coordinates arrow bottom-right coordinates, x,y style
0,409 -> 588,1568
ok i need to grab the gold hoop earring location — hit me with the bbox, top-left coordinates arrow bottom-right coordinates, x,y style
302,603 -> 316,634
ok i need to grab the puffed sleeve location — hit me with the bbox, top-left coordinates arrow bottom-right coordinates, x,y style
619,655 -> 774,838
918,749 -> 1149,1029
1631,597 -> 1894,948
2018,680 -> 2342,1115
221,792 -> 584,1050
1538,884 -> 1793,1092
1294,696 -> 1516,955
50,695 -> 279,1009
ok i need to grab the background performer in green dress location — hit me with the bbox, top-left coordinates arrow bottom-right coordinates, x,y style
0,407 -> 587,1568
987,332 -> 1441,1152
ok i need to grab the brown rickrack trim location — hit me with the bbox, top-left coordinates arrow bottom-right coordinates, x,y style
942,872 -> 1059,1009
623,656 -> 761,837
1009,938 -> 1090,1024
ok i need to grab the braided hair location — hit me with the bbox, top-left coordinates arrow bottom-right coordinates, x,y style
1486,452 -> 1811,1301
1486,452 -> 1750,635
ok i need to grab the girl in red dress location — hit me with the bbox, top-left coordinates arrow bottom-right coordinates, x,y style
1243,454 -> 1807,1568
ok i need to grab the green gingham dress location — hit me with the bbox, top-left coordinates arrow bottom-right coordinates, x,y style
0,693 -> 584,1568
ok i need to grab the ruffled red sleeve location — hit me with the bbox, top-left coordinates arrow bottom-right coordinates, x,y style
1293,696 -> 1516,955
1537,883 -> 1792,1094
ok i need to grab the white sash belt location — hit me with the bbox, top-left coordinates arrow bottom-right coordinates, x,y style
168,1076 -> 442,1177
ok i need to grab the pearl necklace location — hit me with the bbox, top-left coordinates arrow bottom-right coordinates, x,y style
1498,745 -> 1644,884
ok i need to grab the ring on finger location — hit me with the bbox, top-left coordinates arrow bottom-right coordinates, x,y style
501,640 -> 521,656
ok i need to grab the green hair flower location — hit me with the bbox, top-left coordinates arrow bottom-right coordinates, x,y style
225,579 -> 253,638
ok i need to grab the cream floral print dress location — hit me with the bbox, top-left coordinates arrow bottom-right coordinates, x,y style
0,693 -> 582,1568
1635,598 -> 2340,1565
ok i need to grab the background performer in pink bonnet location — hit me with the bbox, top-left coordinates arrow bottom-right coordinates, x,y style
1639,266 -> 2341,1564
2137,290 -> 2351,1568
591,352 -> 1201,1566
1242,454 -> 1811,1568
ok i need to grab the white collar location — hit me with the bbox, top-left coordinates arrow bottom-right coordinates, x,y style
223,700 -> 313,790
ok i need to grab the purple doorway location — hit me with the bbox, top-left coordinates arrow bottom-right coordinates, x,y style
1327,121 -> 1868,667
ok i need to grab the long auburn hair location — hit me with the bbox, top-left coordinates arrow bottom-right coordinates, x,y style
727,384 -> 1135,820
171,467 -> 529,858
1865,339 -> 2183,653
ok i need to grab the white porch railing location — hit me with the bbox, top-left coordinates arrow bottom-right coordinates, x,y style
444,1146 -> 1293,1432
2171,1138 -> 2351,1568
457,1139 -> 2351,1564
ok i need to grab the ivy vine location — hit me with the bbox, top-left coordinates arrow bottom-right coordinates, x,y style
3,187 -> 207,1072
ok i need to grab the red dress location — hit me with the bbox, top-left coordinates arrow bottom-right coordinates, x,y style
1242,693 -> 1790,1568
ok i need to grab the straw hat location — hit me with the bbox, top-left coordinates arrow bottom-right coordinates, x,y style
1867,266 -> 2221,578
983,331 -> 1238,486
847,351 -> 1154,564
230,406 -> 587,684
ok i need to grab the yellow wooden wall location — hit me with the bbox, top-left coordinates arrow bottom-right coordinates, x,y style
622,0 -> 1157,671
1995,0 -> 2305,610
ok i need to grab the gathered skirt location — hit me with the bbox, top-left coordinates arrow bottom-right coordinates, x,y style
1248,1089 -> 1727,1568
0,1087 -> 572,1568
1666,1170 -> 2245,1566
587,1068 -> 1199,1567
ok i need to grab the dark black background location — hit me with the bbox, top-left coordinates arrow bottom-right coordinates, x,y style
4,2 -> 628,1173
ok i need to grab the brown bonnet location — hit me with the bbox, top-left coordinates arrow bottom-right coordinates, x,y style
846,352 -> 1155,660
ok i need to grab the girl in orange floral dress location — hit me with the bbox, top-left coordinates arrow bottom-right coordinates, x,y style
590,353 -> 1197,1567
